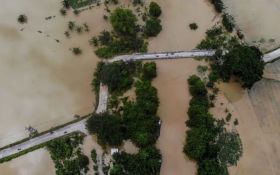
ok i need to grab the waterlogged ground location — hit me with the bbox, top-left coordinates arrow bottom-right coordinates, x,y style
223,0 -> 280,51
0,0 -> 109,173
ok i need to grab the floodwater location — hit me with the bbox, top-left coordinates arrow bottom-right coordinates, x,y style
0,0 -> 109,173
223,0 -> 280,51
150,0 -> 216,174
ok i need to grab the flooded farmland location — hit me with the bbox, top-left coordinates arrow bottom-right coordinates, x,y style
223,0 -> 280,51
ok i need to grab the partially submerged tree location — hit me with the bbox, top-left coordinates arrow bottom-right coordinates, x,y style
18,14 -> 27,24
149,2 -> 162,18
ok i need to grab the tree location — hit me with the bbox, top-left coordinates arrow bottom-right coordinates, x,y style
72,47 -> 82,55
98,30 -> 112,45
62,0 -> 70,9
18,14 -> 27,24
210,0 -> 224,13
110,8 -> 137,36
144,17 -> 162,37
188,75 -> 208,97
149,2 -> 162,18
217,132 -> 243,166
189,23 -> 198,30
218,45 -> 264,88
86,113 -> 124,146
142,62 -> 157,80
222,14 -> 235,32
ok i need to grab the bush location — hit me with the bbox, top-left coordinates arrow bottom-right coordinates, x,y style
110,8 -> 137,36
149,2 -> 162,18
189,23 -> 198,30
144,17 -> 162,37
18,14 -> 27,24
210,0 -> 224,13
98,30 -> 112,45
142,62 -> 157,80
72,47 -> 82,55
222,14 -> 235,33
86,113 -> 124,146
100,61 -> 136,93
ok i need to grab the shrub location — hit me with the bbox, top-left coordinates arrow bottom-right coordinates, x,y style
18,14 -> 27,24
142,62 -> 157,80
144,17 -> 162,37
222,14 -> 235,33
149,2 -> 162,18
110,8 -> 137,36
189,23 -> 198,30
72,47 -> 82,55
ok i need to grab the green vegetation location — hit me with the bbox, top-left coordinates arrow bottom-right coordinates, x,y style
110,146 -> 161,175
72,47 -> 82,55
209,0 -> 224,13
17,14 -> 27,24
198,25 -> 264,88
144,17 -> 162,37
110,8 -> 137,36
222,14 -> 235,33
86,112 -> 124,146
47,133 -> 89,175
142,62 -> 157,80
189,23 -> 198,30
149,2 -> 162,18
88,61 -> 161,174
92,61 -> 137,94
67,0 -> 99,9
94,4 -> 162,58
184,75 -> 243,175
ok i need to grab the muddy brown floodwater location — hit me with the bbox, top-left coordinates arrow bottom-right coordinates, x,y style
223,0 -> 280,51
0,0 -> 110,173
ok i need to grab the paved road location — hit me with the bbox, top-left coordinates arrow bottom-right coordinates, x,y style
0,48 -> 279,160
0,84 -> 109,160
108,50 -> 216,63
263,48 -> 280,62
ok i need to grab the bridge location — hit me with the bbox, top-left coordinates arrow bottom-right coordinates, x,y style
0,48 -> 279,161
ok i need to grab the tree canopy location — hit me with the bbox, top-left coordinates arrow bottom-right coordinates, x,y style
144,17 -> 162,37
110,8 -> 137,36
149,2 -> 162,18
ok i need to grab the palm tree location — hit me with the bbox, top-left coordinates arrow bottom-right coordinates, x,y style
18,14 -> 27,24
62,0 -> 70,9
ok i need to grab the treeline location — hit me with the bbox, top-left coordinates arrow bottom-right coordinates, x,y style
184,75 -> 243,175
91,2 -> 162,58
198,26 -> 264,88
87,61 -> 161,175
46,133 -> 89,175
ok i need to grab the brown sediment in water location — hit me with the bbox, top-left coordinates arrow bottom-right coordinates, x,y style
223,0 -> 280,51
0,0 -> 110,173
216,80 -> 280,175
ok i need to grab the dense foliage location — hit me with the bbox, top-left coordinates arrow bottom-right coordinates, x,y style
144,17 -> 162,37
47,133 -> 89,175
110,146 -> 161,175
198,26 -> 264,88
214,45 -> 264,88
149,2 -> 162,18
110,8 -> 137,36
209,0 -> 224,13
94,61 -> 137,94
222,14 -> 235,33
86,113 -> 125,146
184,75 -> 243,175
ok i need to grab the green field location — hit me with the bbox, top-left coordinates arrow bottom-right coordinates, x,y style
68,0 -> 100,9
